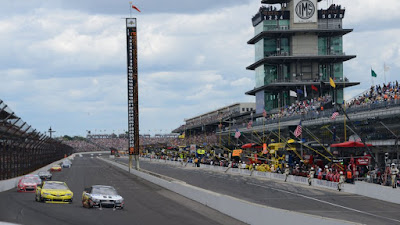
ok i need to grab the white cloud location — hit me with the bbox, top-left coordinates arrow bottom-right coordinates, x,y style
333,0 -> 400,25
231,77 -> 253,87
1,0 -> 399,136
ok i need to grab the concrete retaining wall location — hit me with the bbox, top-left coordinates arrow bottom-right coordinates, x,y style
139,157 -> 400,205
100,157 -> 353,225
0,151 -> 107,193
0,156 -> 74,192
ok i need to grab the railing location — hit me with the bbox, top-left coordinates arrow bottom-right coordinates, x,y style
266,52 -> 347,58
226,99 -> 400,131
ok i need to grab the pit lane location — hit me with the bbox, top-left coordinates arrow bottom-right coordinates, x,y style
113,157 -> 400,225
0,155 -> 245,225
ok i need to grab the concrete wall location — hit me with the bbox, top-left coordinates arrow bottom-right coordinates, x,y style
0,151 -> 107,193
345,181 -> 400,205
139,157 -> 400,205
0,157 -> 72,192
292,34 -> 318,56
100,157 -> 354,225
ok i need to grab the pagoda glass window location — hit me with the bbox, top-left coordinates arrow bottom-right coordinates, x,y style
254,22 -> 264,36
318,37 -> 327,55
265,65 -> 277,84
282,64 -> 290,81
255,39 -> 264,61
331,36 -> 343,55
264,38 -> 277,56
319,64 -> 332,81
278,20 -> 289,30
333,63 -> 343,80
280,38 -> 290,56
276,64 -> 290,82
264,20 -> 279,31
255,20 -> 284,36
255,65 -> 266,88
264,93 -> 274,111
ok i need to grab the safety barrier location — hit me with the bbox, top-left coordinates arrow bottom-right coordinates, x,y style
101,157 -> 354,225
139,157 -> 400,205
0,156 -> 74,192
0,151 -> 108,193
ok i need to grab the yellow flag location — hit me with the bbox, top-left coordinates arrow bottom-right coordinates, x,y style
329,77 -> 336,88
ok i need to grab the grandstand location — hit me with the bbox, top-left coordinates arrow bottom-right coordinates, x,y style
173,102 -> 255,135
169,1 -> 400,169
0,99 -> 73,180
63,132 -> 182,153
174,82 -> 400,168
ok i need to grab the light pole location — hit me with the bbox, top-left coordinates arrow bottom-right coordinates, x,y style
48,127 -> 55,138
380,122 -> 399,164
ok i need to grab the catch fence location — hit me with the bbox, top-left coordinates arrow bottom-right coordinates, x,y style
0,100 -> 73,180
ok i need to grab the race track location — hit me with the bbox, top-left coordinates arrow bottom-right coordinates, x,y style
115,157 -> 400,225
0,155 -> 245,225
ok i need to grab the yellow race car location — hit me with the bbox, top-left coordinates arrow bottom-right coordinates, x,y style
35,181 -> 73,203
50,164 -> 62,172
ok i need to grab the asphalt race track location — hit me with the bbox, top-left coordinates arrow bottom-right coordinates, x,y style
115,157 -> 400,225
0,155 -> 245,225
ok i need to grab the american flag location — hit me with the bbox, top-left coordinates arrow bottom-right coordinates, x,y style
331,112 -> 339,120
234,128 -> 241,139
294,121 -> 302,137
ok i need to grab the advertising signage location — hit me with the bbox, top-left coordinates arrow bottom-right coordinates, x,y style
126,18 -> 139,155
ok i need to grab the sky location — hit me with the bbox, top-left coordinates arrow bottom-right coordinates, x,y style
1,0 -> 399,137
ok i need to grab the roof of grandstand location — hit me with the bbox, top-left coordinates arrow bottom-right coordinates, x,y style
261,0 -> 323,4
0,100 -> 17,120
0,99 -> 38,137
184,102 -> 255,122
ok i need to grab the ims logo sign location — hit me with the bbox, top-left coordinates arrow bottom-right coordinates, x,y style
295,0 -> 316,20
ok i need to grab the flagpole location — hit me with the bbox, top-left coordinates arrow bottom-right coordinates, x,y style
129,1 -> 132,18
279,94 -> 283,143
219,119 -> 221,148
228,119 -> 231,146
384,63 -> 386,84
278,106 -> 281,143
371,67 -> 374,87
236,131 -> 239,148
263,117 -> 265,144
344,78 -> 347,142
300,120 -> 303,160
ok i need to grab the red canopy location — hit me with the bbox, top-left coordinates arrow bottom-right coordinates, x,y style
241,143 -> 262,149
330,141 -> 373,148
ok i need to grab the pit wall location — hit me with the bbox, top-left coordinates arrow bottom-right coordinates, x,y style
138,157 -> 400,205
100,157 -> 355,225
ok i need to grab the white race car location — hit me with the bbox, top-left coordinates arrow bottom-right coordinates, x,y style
82,185 -> 124,209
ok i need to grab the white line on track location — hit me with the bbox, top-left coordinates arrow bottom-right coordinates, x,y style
248,182 -> 400,224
